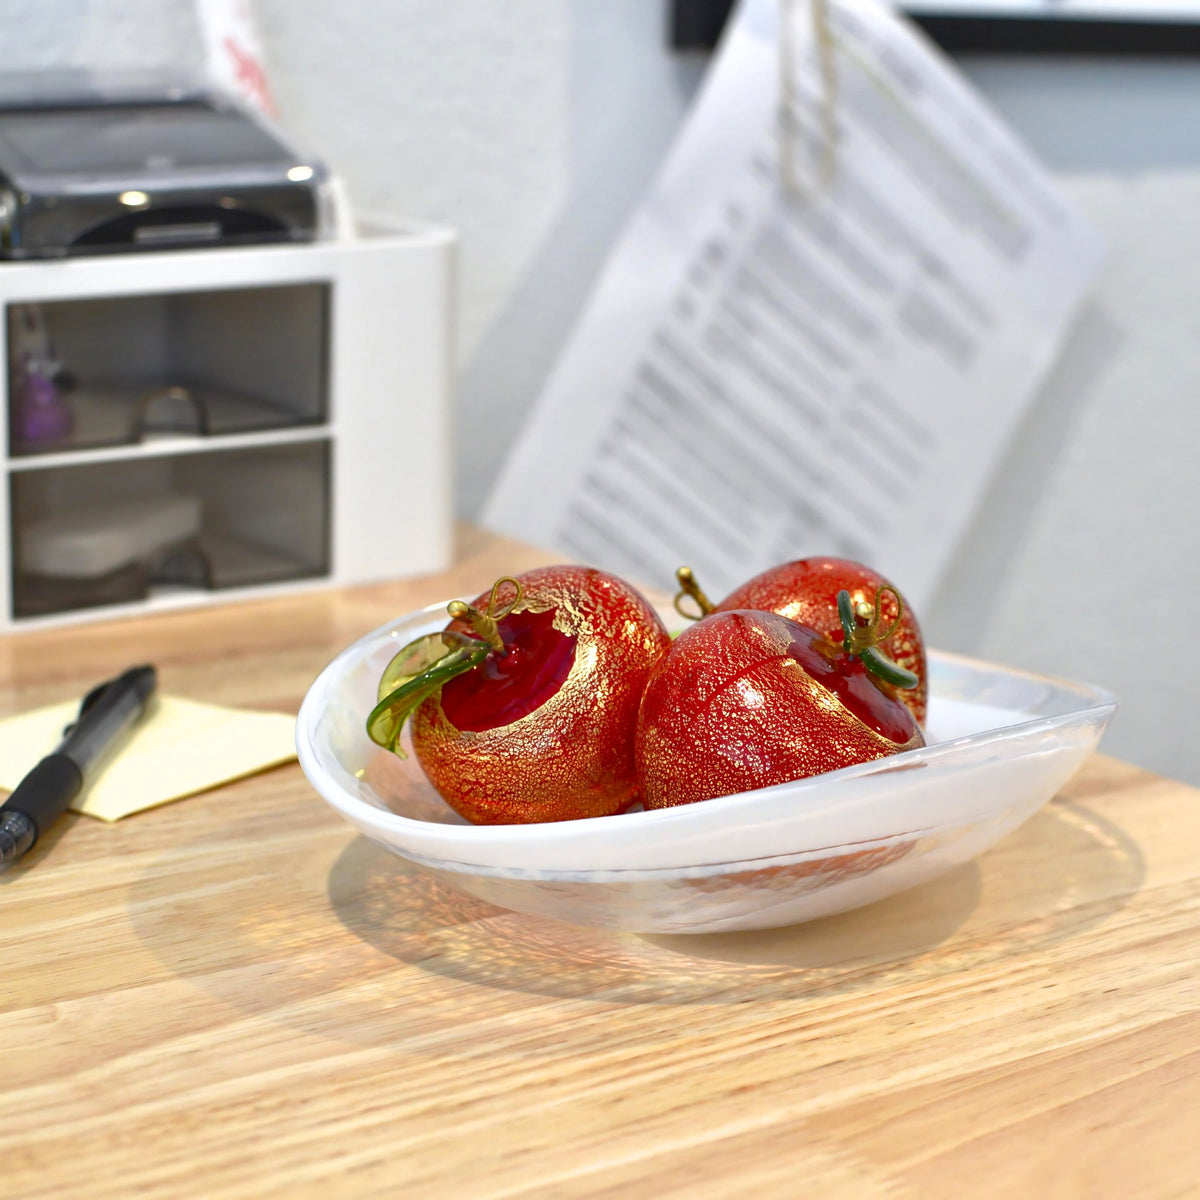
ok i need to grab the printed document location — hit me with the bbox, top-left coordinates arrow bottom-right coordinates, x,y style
484,0 -> 1104,605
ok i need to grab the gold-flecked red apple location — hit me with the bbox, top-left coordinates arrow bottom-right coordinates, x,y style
637,598 -> 924,809
368,565 -> 670,824
676,557 -> 928,725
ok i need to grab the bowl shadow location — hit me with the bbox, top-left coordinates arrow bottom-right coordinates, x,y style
127,794 -> 1143,1053
327,797 -> 1144,1005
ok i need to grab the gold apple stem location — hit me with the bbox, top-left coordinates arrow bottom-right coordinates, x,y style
447,576 -> 523,655
674,566 -> 715,622
844,585 -> 904,655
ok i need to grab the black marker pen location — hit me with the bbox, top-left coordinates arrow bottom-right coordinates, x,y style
0,665 -> 156,871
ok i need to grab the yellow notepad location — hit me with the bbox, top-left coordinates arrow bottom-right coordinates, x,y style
0,695 -> 297,821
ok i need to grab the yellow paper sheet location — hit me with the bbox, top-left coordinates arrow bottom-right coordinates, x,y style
0,695 -> 297,822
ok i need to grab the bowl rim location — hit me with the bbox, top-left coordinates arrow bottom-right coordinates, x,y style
296,600 -> 1118,850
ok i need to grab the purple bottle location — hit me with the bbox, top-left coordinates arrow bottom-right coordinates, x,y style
14,361 -> 73,446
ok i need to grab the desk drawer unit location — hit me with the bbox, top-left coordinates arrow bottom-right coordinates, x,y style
0,225 -> 454,630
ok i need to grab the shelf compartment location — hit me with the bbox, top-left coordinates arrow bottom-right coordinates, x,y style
7,283 -> 330,458
10,440 -> 331,619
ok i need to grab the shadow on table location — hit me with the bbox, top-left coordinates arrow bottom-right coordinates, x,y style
326,798 -> 1144,1005
127,798 -> 1143,1049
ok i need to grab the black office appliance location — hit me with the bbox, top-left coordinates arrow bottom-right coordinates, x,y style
0,79 -> 329,259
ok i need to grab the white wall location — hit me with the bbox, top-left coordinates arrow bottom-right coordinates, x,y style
921,57 -> 1200,783
252,0 -> 707,516
0,0 -> 204,76
927,171 -> 1200,784
3,4 -> 1198,784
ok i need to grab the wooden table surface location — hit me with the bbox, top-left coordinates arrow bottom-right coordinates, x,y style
2,527 -> 1198,1199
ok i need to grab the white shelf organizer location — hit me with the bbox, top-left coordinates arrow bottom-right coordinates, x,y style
0,224 -> 455,630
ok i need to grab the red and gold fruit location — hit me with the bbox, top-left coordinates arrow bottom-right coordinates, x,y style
679,557 -> 928,726
636,607 -> 924,810
369,565 -> 670,824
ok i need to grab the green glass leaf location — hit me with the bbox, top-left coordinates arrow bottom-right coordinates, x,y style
836,589 -> 859,647
860,646 -> 919,691
377,630 -> 475,703
366,638 -> 490,757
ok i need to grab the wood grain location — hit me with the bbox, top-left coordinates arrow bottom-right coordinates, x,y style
1,528 -> 1197,1199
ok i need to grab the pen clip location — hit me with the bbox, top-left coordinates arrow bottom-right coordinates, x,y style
61,678 -> 114,739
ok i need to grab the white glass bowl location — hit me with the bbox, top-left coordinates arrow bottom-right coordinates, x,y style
296,602 -> 1116,934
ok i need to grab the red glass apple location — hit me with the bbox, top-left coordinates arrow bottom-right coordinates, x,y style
636,604 -> 925,810
677,557 -> 928,726
368,565 -> 671,824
